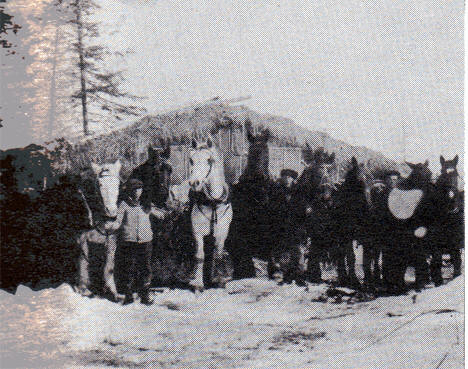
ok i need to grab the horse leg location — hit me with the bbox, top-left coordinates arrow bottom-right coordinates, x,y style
430,248 -> 443,287
267,242 -> 283,281
211,207 -> 233,288
103,235 -> 123,301
294,242 -> 308,286
211,236 -> 229,288
450,248 -> 462,278
232,240 -> 256,279
362,244 -> 374,290
335,244 -> 348,286
374,246 -> 384,287
346,241 -> 360,289
190,233 -> 205,292
414,241 -> 429,290
77,233 -> 92,297
382,244 -> 397,293
306,241 -> 322,283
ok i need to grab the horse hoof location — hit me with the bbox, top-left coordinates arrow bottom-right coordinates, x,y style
104,292 -> 125,303
295,279 -> 307,287
211,281 -> 227,289
189,284 -> 204,294
78,287 -> 93,297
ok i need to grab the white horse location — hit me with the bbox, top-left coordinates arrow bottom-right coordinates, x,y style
76,160 -> 123,302
188,137 -> 233,291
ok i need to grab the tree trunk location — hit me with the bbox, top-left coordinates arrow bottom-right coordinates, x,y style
48,26 -> 60,138
75,3 -> 90,136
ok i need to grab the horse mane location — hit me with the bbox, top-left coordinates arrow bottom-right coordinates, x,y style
211,147 -> 225,177
295,164 -> 322,200
239,136 -> 270,183
195,144 -> 225,178
398,171 -> 432,191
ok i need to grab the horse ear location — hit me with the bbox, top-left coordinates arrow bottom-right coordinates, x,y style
206,136 -> 213,148
262,129 -> 271,141
440,155 -> 445,165
453,155 -> 459,166
424,160 -> 429,167
329,153 -> 335,162
351,157 -> 358,166
114,159 -> 121,172
405,161 -> 415,169
91,162 -> 100,175
192,138 -> 198,149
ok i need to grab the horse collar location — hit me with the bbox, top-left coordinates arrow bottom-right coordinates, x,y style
201,183 -> 229,205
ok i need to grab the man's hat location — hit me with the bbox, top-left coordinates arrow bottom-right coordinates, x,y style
280,169 -> 298,179
126,178 -> 144,190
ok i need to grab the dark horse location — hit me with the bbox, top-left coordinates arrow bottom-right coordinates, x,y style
227,123 -> 276,279
430,155 -> 464,285
328,157 -> 368,288
293,146 -> 337,284
363,176 -> 393,290
383,160 -> 439,293
128,141 -> 172,209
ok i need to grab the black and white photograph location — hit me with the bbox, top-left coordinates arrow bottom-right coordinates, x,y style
0,0 -> 464,367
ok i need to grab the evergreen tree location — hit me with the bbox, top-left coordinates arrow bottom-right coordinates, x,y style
57,0 -> 146,136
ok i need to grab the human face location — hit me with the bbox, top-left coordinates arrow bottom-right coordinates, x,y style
282,175 -> 294,188
386,175 -> 399,188
131,188 -> 143,201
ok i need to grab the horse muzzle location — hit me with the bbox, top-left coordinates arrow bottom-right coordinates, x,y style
189,180 -> 204,192
105,207 -> 118,218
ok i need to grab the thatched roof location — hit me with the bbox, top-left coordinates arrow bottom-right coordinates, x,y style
40,100 -> 402,178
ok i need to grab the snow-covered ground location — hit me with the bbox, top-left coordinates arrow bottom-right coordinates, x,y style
0,267 -> 464,368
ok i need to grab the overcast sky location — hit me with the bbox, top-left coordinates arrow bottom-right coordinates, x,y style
2,0 -> 464,177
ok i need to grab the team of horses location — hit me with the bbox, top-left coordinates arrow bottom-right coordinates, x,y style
74,128 -> 463,300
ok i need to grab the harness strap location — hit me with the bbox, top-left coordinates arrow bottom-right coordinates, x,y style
196,201 -> 232,235
202,183 -> 230,204
78,187 -> 116,237
210,205 -> 217,236
78,189 -> 94,228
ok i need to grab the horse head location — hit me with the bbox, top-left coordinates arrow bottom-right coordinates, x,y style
298,144 -> 337,200
147,139 -> 171,169
439,155 -> 459,186
437,155 -> 461,214
242,120 -> 271,182
90,159 -> 121,218
343,157 -> 366,185
403,160 -> 432,189
188,136 -> 224,195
